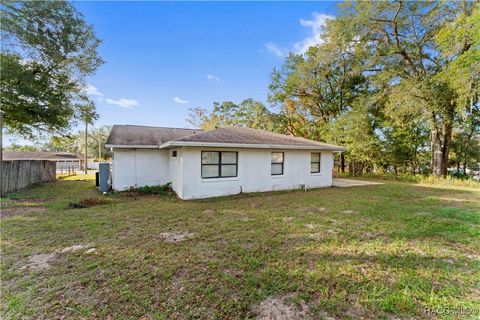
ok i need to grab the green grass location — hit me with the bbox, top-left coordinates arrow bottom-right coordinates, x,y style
337,172 -> 480,190
59,173 -> 96,181
1,177 -> 479,319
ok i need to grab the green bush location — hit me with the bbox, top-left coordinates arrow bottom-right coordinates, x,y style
127,182 -> 173,195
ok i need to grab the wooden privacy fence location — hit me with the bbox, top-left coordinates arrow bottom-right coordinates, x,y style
1,160 -> 56,195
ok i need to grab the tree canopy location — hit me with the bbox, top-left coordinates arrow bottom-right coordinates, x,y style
190,1 -> 480,177
0,0 -> 103,137
187,99 -> 279,132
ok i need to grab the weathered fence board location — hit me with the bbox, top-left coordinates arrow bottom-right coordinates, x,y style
1,160 -> 56,194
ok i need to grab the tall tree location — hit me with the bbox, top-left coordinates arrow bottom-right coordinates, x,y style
0,1 -> 103,137
269,41 -> 365,140
336,1 -> 479,176
449,105 -> 480,174
269,23 -> 366,171
187,99 -> 279,131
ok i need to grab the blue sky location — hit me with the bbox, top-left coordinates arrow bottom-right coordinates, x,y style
7,1 -> 339,145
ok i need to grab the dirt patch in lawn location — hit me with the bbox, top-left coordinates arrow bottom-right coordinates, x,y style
68,197 -> 108,209
79,197 -> 108,207
20,253 -> 57,270
60,244 -> 92,253
255,295 -> 311,320
160,232 -> 194,243
297,206 -> 328,215
20,244 -> 95,271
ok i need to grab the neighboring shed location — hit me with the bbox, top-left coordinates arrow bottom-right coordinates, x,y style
2,151 -> 85,171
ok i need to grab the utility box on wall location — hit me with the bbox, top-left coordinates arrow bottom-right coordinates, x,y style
99,162 -> 111,193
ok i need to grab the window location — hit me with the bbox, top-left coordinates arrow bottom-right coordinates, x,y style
172,151 -> 177,157
201,151 -> 238,178
271,152 -> 284,175
311,153 -> 321,173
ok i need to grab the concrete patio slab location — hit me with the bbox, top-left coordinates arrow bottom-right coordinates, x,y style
332,179 -> 383,188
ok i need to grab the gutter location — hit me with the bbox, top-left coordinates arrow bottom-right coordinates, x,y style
105,144 -> 160,149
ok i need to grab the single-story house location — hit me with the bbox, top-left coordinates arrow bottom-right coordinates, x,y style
105,125 -> 345,199
2,151 -> 85,171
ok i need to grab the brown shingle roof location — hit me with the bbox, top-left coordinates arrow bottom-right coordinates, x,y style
3,151 -> 83,161
169,126 -> 345,151
106,125 -> 345,151
105,125 -> 202,146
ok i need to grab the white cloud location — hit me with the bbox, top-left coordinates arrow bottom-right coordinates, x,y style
83,84 -> 104,97
265,42 -> 288,58
82,84 -> 138,109
173,97 -> 189,104
206,74 -> 220,82
265,12 -> 334,57
105,98 -> 139,109
294,13 -> 334,54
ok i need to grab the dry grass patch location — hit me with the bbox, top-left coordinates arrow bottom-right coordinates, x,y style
1,205 -> 46,217
160,232 -> 194,243
255,295 -> 311,320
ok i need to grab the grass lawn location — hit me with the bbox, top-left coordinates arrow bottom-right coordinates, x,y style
1,177 -> 479,319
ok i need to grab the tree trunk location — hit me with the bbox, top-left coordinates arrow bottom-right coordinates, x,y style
84,122 -> 88,174
431,123 -> 442,176
430,112 -> 453,178
440,120 -> 453,177
340,153 -> 345,173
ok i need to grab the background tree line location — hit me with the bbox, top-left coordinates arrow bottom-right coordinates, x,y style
188,1 -> 480,177
5,126 -> 113,160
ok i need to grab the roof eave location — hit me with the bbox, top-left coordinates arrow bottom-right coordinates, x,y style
160,141 -> 345,151
105,144 -> 160,149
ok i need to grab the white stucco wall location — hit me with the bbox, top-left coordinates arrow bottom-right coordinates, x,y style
168,148 -> 184,198
112,149 -> 170,191
179,147 -> 334,200
112,147 -> 335,199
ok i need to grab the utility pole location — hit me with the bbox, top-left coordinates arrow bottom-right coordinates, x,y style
84,121 -> 88,174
